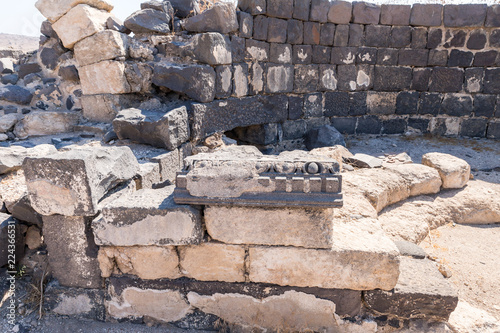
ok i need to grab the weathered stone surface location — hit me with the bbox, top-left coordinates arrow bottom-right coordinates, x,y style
98,246 -> 181,280
3,175 -> 44,226
113,106 -> 189,150
205,206 -> 334,248
0,114 -> 20,133
309,145 -> 352,171
35,0 -> 113,23
328,1 -> 352,24
0,86 -> 33,105
191,95 -> 288,140
410,4 -> 442,26
14,111 -> 79,139
352,2 -> 380,24
179,243 -> 246,282
237,11 -> 253,38
249,218 -> 399,290
0,145 -> 56,175
232,63 -> 248,97
74,30 -> 128,67
153,63 -> 215,103
79,60 -> 131,95
449,301 -> 500,333
170,0 -> 199,18
238,0 -> 266,15
267,0 -> 293,19
0,213 -> 24,267
25,225 -> 42,250
186,32 -> 232,65
486,5 -> 500,27
385,163 -> 442,197
374,66 -> 412,92
182,2 -> 238,34
124,8 -> 170,34
215,65 -> 232,98
394,240 -> 427,259
310,0 -> 330,22
305,125 -> 345,150
429,67 -> 463,93
23,146 -> 139,216
248,61 -> 265,95
380,4 -> 410,25
365,257 -> 457,320
81,94 -> 137,123
58,65 -> 79,82
422,153 -> 470,189
43,215 -> 101,288
93,186 -> 201,246
245,39 -> 269,61
265,64 -> 293,93
346,153 -> 382,168
43,285 -> 105,320
444,4 -> 487,27
267,17 -> 287,43
52,4 -> 110,48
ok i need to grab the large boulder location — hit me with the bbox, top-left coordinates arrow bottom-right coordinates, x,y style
124,8 -> 171,34
182,2 -> 238,34
305,125 -> 346,150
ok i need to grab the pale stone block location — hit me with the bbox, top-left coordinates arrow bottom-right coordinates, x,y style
79,60 -> 131,95
13,111 -> 79,139
385,164 -> 442,196
422,152 -> 471,189
74,30 -> 128,67
36,0 -> 113,23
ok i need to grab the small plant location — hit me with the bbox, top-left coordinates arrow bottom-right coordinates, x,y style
16,265 -> 26,278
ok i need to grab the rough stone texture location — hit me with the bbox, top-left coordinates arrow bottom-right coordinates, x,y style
0,145 -> 57,174
44,285 -> 105,320
410,4 -> 442,27
385,163 -> 442,196
81,94 -> 138,123
98,246 -> 181,280
35,0 -> 113,23
112,106 -> 189,150
346,153 -> 382,168
294,0 -> 311,21
374,66 -> 412,92
422,153 -> 471,189
429,67 -> 463,93
43,215 -> 102,288
153,63 -> 215,103
0,114 -> 21,134
449,301 -> 500,333
179,243 -> 246,283
328,1 -> 352,24
14,111 -> 79,139
0,213 -> 24,267
310,0 -> 330,23
93,186 -> 201,246
182,2 -> 238,34
380,5 -> 411,26
248,218 -> 400,290
0,86 -> 33,105
74,30 -> 127,67
124,8 -> 170,34
79,60 -> 131,95
52,4 -> 110,49
309,145 -> 353,171
266,64 -> 293,93
305,125 -> 346,150
237,11 -> 253,38
364,257 -> 458,320
170,0 -> 199,18
23,146 -> 139,216
185,32 -> 232,65
444,4 -> 487,27
394,240 -> 427,259
352,2 -> 380,25
205,206 -> 334,249
267,0 -> 293,19
215,65 -> 232,98
486,5 -> 500,27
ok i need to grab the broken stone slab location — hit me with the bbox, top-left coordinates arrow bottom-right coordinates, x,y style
178,242 -> 246,283
112,106 -> 189,150
346,153 -> 383,168
174,146 -> 342,208
181,2 -> 238,34
0,144 -> 57,174
0,85 -> 33,105
74,30 -> 128,67
98,246 -> 181,280
79,60 -> 131,95
23,145 -> 140,216
43,215 -> 102,288
153,63 -> 216,103
124,8 -> 171,34
93,186 -> 202,246
0,213 -> 25,267
204,206 -> 334,249
14,111 -> 80,139
52,4 -> 110,49
422,152 -> 471,189
248,218 -> 400,290
35,0 -> 113,23
364,257 -> 458,320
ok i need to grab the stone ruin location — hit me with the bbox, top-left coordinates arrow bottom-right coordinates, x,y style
0,0 -> 499,331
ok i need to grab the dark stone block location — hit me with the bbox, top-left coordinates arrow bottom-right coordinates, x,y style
327,1 -> 352,24
231,36 -> 246,63
270,43 -> 292,63
486,5 -> 500,27
18,63 -> 42,79
319,64 -> 337,91
365,25 -> 390,47
448,49 -> 473,67
444,4 -> 487,27
349,92 -> 367,116
237,11 -> 253,38
293,0 -> 310,21
248,62 -> 266,95
419,92 -> 442,115
312,46 -> 331,64
427,28 -> 442,48
443,29 -> 466,48
305,124 -> 345,150
467,30 -> 487,50
324,91 -> 349,117
380,4 -> 411,26
428,50 -> 448,66
331,117 -> 357,134
352,2 -> 380,24
356,47 -> 377,64
0,215 -> 24,267
390,26 -> 411,48
490,29 -> 500,47
398,49 -> 428,67
40,42 -> 66,70
377,48 -> 399,65
334,24 -> 349,46
1,73 -> 19,85
441,94 -> 473,117
366,92 -> 397,115
304,22 -> 321,45
460,118 -> 488,137
0,85 -> 33,105
483,68 -> 500,94
58,65 -> 79,82
408,117 -> 430,133
410,4 -> 442,27
253,15 -> 269,40
337,64 -> 356,91
320,23 -> 335,46
429,67 -> 463,92
4,105 -> 17,114
356,115 -> 381,134
245,39 -> 270,61
374,66 -> 412,92
382,118 -> 407,134
465,68 -> 483,93
215,65 -> 233,99
303,93 -> 323,118
356,64 -> 374,91
473,94 -> 496,118
191,95 -> 289,140
288,95 -> 303,119
305,117 -> 329,131
232,63 -> 249,97
310,0 -> 331,22
292,45 -> 312,64
486,121 -> 500,139
411,27 -> 428,49
473,51 -> 498,67
294,64 -> 319,93
265,63 -> 294,93
124,8 -> 170,34
41,20 -> 58,38
267,17 -> 288,43
287,19 -> 303,44
331,47 -> 356,65
411,68 -> 432,91
282,119 -> 307,140
235,123 -> 278,145
348,24 -> 364,46
267,0 -> 293,19
396,92 -> 419,115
